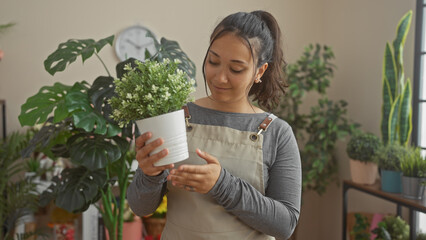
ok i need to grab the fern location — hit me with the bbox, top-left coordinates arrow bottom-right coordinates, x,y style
0,131 -> 42,239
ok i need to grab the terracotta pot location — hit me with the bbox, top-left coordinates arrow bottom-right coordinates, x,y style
142,217 -> 166,238
349,159 -> 378,184
105,216 -> 143,240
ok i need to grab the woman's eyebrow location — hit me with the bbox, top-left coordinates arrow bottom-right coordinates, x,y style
209,50 -> 248,65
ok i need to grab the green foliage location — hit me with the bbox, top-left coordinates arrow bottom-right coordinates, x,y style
372,221 -> 392,240
381,11 -> 413,147
18,33 -> 196,240
25,158 -> 40,173
417,232 -> 426,240
44,36 -> 114,76
0,131 -> 43,239
350,213 -> 371,240
275,44 -> 359,194
373,216 -> 409,240
109,59 -> 195,127
346,131 -> 382,163
374,143 -> 408,171
400,147 -> 426,177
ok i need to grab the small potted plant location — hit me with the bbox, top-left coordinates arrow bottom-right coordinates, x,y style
375,144 -> 408,193
109,59 -> 195,167
400,147 -> 426,199
372,215 -> 409,240
346,131 -> 382,184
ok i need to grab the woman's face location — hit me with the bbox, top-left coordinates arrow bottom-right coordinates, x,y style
204,33 -> 260,105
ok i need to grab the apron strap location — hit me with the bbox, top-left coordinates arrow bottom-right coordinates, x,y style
250,114 -> 277,142
182,105 -> 193,131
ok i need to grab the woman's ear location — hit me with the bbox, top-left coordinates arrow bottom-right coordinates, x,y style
255,63 -> 268,83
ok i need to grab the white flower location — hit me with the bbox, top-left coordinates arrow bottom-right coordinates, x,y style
164,92 -> 171,100
152,85 -> 158,93
145,93 -> 153,100
126,93 -> 133,99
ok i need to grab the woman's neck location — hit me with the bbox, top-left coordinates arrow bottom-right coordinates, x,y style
195,97 -> 264,113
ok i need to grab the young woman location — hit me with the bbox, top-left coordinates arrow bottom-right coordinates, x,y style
127,10 -> 302,240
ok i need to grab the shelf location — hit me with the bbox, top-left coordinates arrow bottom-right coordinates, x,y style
342,179 -> 426,240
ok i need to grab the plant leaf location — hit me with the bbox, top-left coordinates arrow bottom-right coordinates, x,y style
383,43 -> 397,101
44,35 -> 114,76
155,37 -> 197,81
392,11 -> 412,87
40,167 -> 107,213
398,79 -> 412,146
388,96 -> 401,145
68,134 -> 122,170
381,78 -> 393,145
19,82 -> 74,126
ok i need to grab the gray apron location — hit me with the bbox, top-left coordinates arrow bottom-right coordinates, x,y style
161,107 -> 277,240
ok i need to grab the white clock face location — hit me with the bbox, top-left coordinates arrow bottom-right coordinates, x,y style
115,25 -> 157,62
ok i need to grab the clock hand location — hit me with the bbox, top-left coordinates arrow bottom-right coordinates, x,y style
139,40 -> 154,49
126,39 -> 142,50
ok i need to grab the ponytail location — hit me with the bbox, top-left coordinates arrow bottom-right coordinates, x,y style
249,10 -> 287,111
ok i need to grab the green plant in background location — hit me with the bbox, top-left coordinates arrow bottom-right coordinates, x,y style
350,213 -> 371,240
0,131 -> 48,240
18,32 -> 196,240
417,232 -> 426,240
374,143 -> 408,171
381,11 -> 413,147
109,59 -> 195,127
372,215 -> 409,240
275,44 -> 359,195
346,131 -> 382,163
25,158 -> 40,173
400,147 -> 426,178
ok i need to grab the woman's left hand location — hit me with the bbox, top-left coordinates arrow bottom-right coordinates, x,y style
167,148 -> 221,194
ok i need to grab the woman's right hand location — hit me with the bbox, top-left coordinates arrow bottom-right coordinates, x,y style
135,132 -> 174,176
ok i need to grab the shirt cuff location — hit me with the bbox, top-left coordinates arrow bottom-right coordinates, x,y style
136,168 -> 168,188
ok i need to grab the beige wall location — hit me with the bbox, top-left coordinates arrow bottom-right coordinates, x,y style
0,0 -> 416,239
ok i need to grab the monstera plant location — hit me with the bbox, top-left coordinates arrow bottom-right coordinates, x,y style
18,33 -> 195,240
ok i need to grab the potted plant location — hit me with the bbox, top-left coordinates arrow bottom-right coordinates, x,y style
375,144 -> 408,193
400,147 -> 426,199
372,215 -> 409,240
18,31 -> 196,240
346,131 -> 382,184
274,44 -> 359,195
109,59 -> 194,166
350,213 -> 371,240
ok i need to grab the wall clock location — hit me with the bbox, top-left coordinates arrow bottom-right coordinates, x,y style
114,25 -> 157,62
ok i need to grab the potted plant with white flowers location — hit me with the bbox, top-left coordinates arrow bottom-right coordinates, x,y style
109,58 -> 195,166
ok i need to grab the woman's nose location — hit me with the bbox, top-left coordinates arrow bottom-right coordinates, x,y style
217,69 -> 228,83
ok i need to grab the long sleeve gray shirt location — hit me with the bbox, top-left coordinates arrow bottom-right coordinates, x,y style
127,102 -> 302,239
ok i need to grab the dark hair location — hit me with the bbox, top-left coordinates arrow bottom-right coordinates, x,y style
202,10 -> 287,111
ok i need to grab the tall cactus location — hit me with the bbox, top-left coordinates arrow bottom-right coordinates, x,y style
381,10 -> 412,146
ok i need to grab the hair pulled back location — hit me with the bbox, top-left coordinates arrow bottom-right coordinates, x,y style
203,10 -> 287,111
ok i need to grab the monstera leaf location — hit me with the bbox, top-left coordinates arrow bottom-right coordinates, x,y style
66,90 -> 120,136
19,82 -> 88,126
145,31 -> 196,81
40,167 -> 107,213
67,134 -> 127,170
44,35 -> 114,76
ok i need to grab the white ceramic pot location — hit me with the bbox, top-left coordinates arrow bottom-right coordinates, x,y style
349,159 -> 378,184
136,109 -> 188,166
